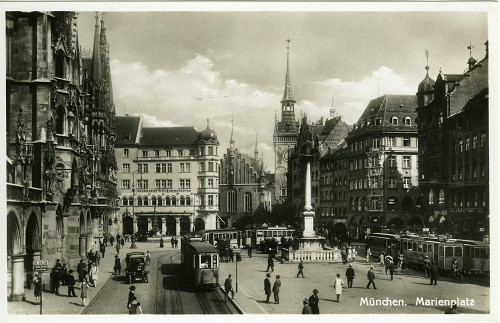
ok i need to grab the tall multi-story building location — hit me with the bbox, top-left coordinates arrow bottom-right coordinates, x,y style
219,119 -> 275,227
287,114 -> 351,225
344,95 -> 419,239
6,12 -> 117,301
115,117 -> 220,235
273,40 -> 300,203
416,42 -> 489,240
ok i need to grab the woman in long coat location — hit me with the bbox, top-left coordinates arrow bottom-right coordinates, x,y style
334,273 -> 344,302
89,263 -> 98,287
33,275 -> 42,304
81,278 -> 89,306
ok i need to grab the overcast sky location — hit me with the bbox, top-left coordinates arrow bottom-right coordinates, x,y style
76,11 -> 487,170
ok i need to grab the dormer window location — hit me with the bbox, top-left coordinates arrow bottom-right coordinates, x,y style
391,117 -> 398,125
375,118 -> 382,125
404,117 -> 411,126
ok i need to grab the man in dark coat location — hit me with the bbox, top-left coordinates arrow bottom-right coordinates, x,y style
302,298 -> 312,314
67,270 -> 77,297
110,235 -> 115,246
247,246 -> 252,258
266,254 -> 274,272
366,266 -> 377,289
264,273 -> 272,303
429,261 -> 439,285
171,237 -> 175,248
114,255 -> 122,275
100,243 -> 106,258
77,258 -> 86,282
272,275 -> 281,304
297,260 -> 305,278
389,261 -> 395,280
224,274 -> 234,303
346,264 -> 355,288
308,289 -> 319,314
127,285 -> 136,309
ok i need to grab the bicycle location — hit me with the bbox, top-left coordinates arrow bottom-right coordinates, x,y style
448,268 -> 464,281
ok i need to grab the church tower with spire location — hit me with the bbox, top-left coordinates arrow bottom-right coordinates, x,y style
273,39 -> 300,203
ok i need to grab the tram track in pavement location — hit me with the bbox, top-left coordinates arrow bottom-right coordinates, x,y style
158,253 -> 240,314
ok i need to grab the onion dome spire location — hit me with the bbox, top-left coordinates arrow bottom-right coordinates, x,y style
418,49 -> 435,93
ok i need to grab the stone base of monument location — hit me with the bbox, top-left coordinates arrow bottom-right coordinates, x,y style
281,245 -> 342,262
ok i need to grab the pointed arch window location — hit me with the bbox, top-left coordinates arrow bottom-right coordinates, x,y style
165,196 -> 170,206
56,106 -> 65,135
129,196 -> 134,206
244,192 -> 252,213
439,189 -> 445,204
227,189 -> 237,212
428,189 -> 435,205
157,196 -> 163,206
137,196 -> 142,206
143,196 -> 148,206
122,196 -> 128,206
186,196 -> 191,206
171,196 -> 177,206
180,196 -> 185,206
152,196 -> 157,206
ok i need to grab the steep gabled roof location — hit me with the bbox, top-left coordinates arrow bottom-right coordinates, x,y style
140,127 -> 199,147
115,116 -> 140,145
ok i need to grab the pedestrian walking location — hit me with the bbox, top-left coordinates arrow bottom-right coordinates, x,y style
116,242 -> 120,255
429,261 -> 439,285
160,237 -> 164,248
110,235 -> 115,246
67,270 -> 77,297
272,275 -> 281,304
129,296 -> 143,314
308,289 -> 319,314
347,247 -> 352,262
127,285 -> 136,309
266,254 -> 274,272
366,247 -> 371,263
384,255 -> 391,274
80,278 -> 89,306
100,243 -> 106,258
297,259 -> 305,278
424,256 -> 431,279
302,298 -> 312,314
114,255 -> 122,275
60,263 -> 68,286
334,273 -> 344,302
121,237 -> 125,247
103,236 -> 108,247
95,249 -> 101,267
89,262 -> 98,287
379,252 -> 385,267
171,237 -> 175,248
50,267 -> 60,295
366,266 -> 377,289
346,264 -> 355,288
77,258 -> 86,282
174,237 -> 178,248
341,248 -> 347,264
146,251 -> 151,265
352,247 -> 357,261
389,261 -> 395,280
33,274 -> 42,304
247,246 -> 252,258
224,274 -> 234,303
264,273 -> 272,303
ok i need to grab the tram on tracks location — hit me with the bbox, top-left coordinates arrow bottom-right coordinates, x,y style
244,227 -> 295,248
366,233 -> 400,259
181,235 -> 219,289
199,228 -> 241,248
447,239 -> 490,274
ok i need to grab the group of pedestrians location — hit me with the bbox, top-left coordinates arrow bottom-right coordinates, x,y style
263,273 -> 281,304
341,246 -> 358,264
170,237 -> 179,248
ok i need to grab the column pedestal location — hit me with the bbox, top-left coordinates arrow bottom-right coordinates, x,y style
9,255 -> 26,302
86,233 -> 93,252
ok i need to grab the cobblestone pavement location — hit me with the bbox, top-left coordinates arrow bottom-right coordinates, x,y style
219,249 -> 490,315
7,239 -> 175,314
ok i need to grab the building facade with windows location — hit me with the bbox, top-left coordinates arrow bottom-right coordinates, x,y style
344,95 -> 420,239
219,120 -> 275,227
6,12 -> 117,301
115,117 -> 220,236
416,42 -> 489,240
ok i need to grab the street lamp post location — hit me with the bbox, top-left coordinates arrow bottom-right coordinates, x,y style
130,170 -> 141,249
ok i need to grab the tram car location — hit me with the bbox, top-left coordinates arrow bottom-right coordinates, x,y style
199,228 -> 241,248
400,235 -> 463,271
447,239 -> 490,274
181,235 -> 219,289
252,227 -> 295,248
366,233 -> 400,259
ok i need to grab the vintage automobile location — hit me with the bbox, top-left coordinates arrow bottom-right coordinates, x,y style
125,252 -> 149,284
